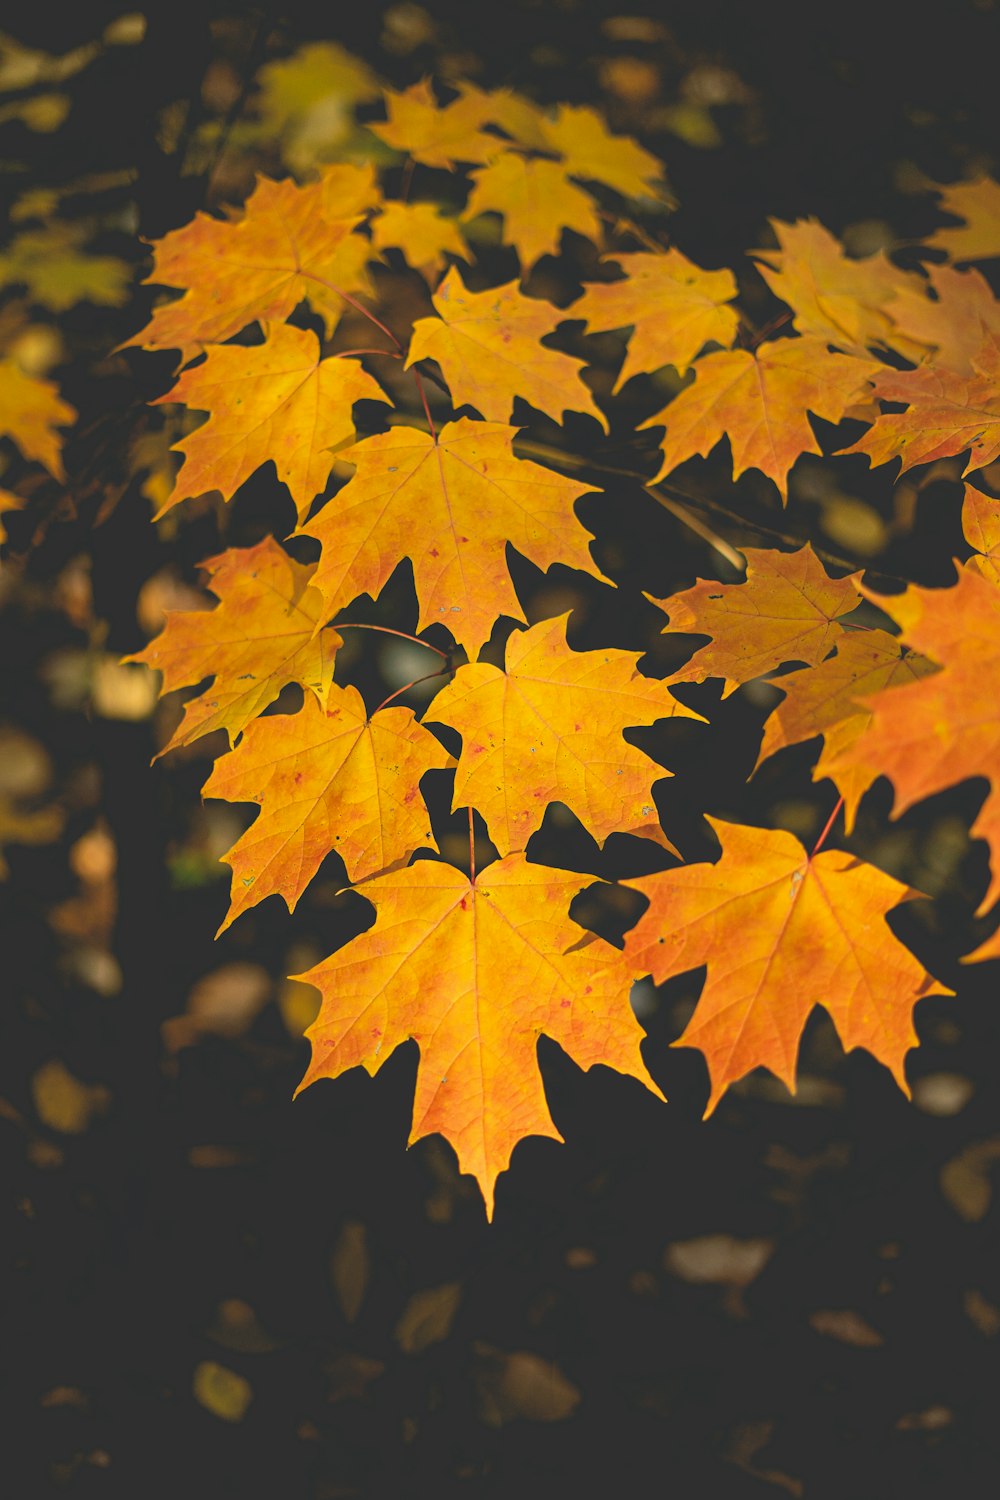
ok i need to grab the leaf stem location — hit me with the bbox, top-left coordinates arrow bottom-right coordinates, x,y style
810,795 -> 845,858
371,666 -> 451,716
468,806 -> 476,884
335,622 -> 450,659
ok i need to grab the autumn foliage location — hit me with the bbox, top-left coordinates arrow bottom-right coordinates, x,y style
15,67 -> 1000,1216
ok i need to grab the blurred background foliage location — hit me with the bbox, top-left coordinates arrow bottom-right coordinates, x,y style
2,2 -> 1000,1496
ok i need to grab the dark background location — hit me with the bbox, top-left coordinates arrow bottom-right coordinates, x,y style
2,3 -> 1000,1496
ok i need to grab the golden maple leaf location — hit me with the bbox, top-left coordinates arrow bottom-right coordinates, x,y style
301,419 -> 606,659
926,176 -> 1000,263
542,103 -> 668,200
427,613 -> 701,854
570,249 -> 739,387
643,337 -> 879,497
885,265 -> 1000,375
0,358 -> 76,480
155,323 -> 391,520
370,79 -> 504,168
653,545 -> 863,693
369,200 -> 467,279
294,853 -> 663,1216
624,819 -> 945,1113
753,218 -> 924,357
462,154 -> 602,268
126,166 -> 379,360
203,687 -> 453,931
407,268 -> 605,426
128,538 -> 339,753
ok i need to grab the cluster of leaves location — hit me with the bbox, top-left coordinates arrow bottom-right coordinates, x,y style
102,67 -> 1000,1215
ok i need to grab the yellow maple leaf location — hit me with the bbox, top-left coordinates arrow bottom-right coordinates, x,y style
643,337 -> 879,497
154,322 -> 391,520
370,79 -> 504,168
462,154 -> 601,268
754,218 -> 924,357
427,613 -> 700,854
294,853 -> 662,1216
370,200 -> 467,278
203,687 -> 453,932
126,166 -> 379,360
570,249 -> 738,387
301,419 -> 606,660
926,176 -> 1000,262
0,359 -> 75,480
542,103 -> 668,200
653,544 -> 863,694
0,226 -> 131,311
407,267 -> 605,426
128,538 -> 339,754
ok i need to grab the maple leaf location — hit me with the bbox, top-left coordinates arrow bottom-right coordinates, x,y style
823,567 -> 1000,909
756,631 -> 933,825
370,200 -> 467,278
541,104 -> 668,200
0,359 -> 76,480
842,352 -> 1000,475
885,265 -> 1000,375
427,613 -> 701,855
624,818 -> 944,1113
0,226 -> 131,311
127,166 -> 379,360
570,249 -> 738,389
642,337 -> 879,497
0,487 -> 26,546
406,268 -> 606,427
128,537 -> 339,753
293,853 -> 662,1216
653,545 -> 862,694
154,323 -> 390,520
370,79 -> 504,168
963,484 -> 1000,584
753,218 -> 924,357
300,419 -> 606,659
203,688 -> 453,932
926,176 -> 1000,262
462,154 -> 601,268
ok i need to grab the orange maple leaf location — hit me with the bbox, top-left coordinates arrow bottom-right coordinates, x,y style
570,250 -> 738,388
823,567 -> 1000,910
653,545 -> 862,694
926,176 -> 1000,263
301,419 -> 606,659
369,79 -> 505,169
885,265 -> 1000,375
155,323 -> 391,520
427,614 -> 701,855
0,359 -> 76,480
624,819 -> 944,1113
843,351 -> 1000,475
642,337 -> 878,497
753,218 -> 924,357
756,630 -> 933,825
462,154 -> 601,269
406,268 -> 606,427
129,538 -> 339,753
294,853 -> 662,1216
127,166 -> 378,360
203,688 -> 453,932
